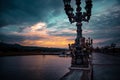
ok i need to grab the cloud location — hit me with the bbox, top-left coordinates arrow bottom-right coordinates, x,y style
90,4 -> 120,29
0,33 -> 24,43
0,22 -> 74,48
0,0 -> 63,27
93,38 -> 120,47
94,38 -> 112,44
0,0 -> 120,48
84,3 -> 120,47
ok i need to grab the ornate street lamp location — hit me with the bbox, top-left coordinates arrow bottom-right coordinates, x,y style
63,0 -> 93,67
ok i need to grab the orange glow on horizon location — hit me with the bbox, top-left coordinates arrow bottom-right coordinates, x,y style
21,36 -> 74,48
13,22 -> 76,48
13,22 -> 97,48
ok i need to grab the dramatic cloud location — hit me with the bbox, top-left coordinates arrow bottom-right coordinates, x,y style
0,22 -> 74,48
0,0 -> 63,27
0,0 -> 120,48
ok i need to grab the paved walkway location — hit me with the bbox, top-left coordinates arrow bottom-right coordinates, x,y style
60,70 -> 83,80
60,53 -> 120,80
93,53 -> 120,80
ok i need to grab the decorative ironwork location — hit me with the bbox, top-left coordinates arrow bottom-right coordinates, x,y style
63,0 -> 93,66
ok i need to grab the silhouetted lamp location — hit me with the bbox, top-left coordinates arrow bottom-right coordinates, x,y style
63,0 -> 93,66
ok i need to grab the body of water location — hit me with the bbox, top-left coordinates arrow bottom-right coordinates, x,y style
0,55 -> 71,80
1,53 -> 120,80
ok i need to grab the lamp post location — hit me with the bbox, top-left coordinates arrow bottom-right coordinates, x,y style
63,0 -> 92,66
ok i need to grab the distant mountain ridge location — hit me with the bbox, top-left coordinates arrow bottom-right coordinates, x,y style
0,42 -> 66,52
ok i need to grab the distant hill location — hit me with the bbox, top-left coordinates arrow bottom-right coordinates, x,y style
0,42 -> 67,53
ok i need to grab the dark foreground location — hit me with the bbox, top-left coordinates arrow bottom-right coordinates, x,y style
0,53 -> 120,80
60,52 -> 120,80
93,53 -> 120,80
0,55 -> 71,80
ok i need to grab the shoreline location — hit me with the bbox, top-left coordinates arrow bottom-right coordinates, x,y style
0,51 -> 62,57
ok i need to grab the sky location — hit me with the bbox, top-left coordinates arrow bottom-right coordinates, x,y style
0,0 -> 120,48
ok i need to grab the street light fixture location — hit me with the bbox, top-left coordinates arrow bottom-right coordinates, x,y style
63,0 -> 93,66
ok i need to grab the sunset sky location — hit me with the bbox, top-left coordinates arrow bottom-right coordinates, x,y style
0,0 -> 120,48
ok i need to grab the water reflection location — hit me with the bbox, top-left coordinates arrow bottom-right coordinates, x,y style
0,55 -> 71,80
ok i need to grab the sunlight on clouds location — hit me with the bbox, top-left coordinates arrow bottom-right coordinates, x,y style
21,36 -> 74,48
6,21 -> 115,48
8,22 -> 111,48
22,22 -> 48,36
10,22 -> 95,48
31,22 -> 46,32
17,22 -> 74,48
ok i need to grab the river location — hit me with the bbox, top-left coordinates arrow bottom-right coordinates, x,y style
0,53 -> 120,80
0,55 -> 71,80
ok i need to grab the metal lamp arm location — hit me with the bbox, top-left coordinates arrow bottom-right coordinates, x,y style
63,0 -> 75,23
83,0 -> 92,22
